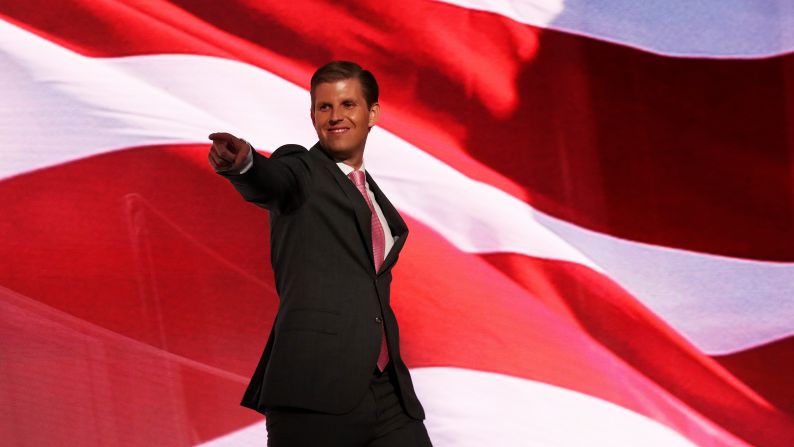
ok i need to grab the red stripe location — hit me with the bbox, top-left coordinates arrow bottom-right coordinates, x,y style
1,145 -> 791,446
715,336 -> 794,416
2,285 -> 261,446
0,146 -> 278,379
2,0 -> 793,261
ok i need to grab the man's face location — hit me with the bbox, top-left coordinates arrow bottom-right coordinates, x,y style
311,78 -> 379,163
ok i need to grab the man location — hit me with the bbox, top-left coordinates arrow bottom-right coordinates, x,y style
207,61 -> 433,447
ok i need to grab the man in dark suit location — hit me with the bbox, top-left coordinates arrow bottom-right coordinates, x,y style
207,61 -> 433,447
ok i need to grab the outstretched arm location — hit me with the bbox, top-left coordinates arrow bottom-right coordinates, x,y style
208,132 -> 308,211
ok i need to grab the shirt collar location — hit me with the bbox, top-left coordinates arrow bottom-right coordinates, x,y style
336,161 -> 365,176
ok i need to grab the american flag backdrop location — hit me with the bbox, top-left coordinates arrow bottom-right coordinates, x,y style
1,1 -> 793,446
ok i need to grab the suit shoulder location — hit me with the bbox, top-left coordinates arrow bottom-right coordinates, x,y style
271,144 -> 308,159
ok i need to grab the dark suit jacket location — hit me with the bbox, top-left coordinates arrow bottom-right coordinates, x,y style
220,142 -> 425,420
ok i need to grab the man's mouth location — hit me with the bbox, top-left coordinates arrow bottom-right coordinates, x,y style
328,127 -> 349,134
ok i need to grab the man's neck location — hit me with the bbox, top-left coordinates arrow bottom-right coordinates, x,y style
339,158 -> 363,171
325,148 -> 364,170
317,142 -> 365,170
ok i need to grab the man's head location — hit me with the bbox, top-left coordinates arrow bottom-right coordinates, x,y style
310,61 -> 379,109
310,61 -> 380,167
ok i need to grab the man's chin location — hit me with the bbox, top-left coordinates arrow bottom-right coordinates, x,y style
320,142 -> 360,159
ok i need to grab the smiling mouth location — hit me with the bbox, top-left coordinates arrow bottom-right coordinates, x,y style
328,128 -> 349,134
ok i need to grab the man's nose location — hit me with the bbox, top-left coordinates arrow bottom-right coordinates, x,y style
330,106 -> 343,122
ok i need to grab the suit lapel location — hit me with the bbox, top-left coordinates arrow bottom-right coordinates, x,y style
312,147 -> 376,270
310,144 -> 408,275
366,171 -> 408,275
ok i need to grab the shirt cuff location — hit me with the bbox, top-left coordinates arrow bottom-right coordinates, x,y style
238,142 -> 254,174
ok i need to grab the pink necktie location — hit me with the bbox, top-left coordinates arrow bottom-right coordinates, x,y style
348,170 -> 390,371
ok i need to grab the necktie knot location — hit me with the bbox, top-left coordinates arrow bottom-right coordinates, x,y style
348,169 -> 365,187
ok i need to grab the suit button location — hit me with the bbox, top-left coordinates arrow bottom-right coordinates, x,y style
375,316 -> 383,324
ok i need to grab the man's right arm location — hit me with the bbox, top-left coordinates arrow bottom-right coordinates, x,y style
208,132 -> 308,210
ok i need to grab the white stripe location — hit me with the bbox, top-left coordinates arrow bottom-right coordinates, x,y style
0,18 -> 599,270
533,212 -> 794,354
435,0 -> 794,58
197,367 -> 743,447
372,123 -> 794,353
2,20 -> 792,354
196,422 -> 266,447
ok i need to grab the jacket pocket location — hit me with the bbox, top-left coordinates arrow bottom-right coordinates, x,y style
279,308 -> 341,335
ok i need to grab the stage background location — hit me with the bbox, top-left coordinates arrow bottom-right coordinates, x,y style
1,1 -> 793,446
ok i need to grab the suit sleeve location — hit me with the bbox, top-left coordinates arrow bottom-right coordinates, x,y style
217,144 -> 310,212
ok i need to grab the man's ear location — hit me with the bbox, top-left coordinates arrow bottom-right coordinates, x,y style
368,103 -> 380,129
310,108 -> 316,127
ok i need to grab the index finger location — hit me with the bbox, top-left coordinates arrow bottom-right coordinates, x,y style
208,132 -> 235,143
